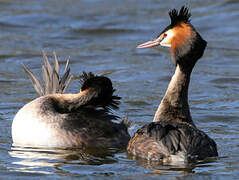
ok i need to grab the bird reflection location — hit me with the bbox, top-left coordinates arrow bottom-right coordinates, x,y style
9,146 -> 121,174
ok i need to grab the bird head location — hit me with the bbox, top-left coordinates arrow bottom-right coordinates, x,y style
137,6 -> 207,71
80,72 -> 121,111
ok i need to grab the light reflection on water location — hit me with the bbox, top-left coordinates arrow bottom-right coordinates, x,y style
0,0 -> 239,179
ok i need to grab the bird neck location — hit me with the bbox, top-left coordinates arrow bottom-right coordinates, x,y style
153,65 -> 195,127
53,89 -> 97,112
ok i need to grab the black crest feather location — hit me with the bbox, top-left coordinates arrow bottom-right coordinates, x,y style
169,6 -> 191,26
80,72 -> 95,88
80,72 -> 121,111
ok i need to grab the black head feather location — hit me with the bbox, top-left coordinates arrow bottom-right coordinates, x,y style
168,7 -> 207,72
169,6 -> 191,26
80,72 -> 121,111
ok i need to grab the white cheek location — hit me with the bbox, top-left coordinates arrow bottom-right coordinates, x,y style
160,29 -> 175,47
160,39 -> 171,47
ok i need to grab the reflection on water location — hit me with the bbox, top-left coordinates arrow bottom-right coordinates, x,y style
9,146 -> 120,175
8,145 -> 220,178
0,0 -> 239,179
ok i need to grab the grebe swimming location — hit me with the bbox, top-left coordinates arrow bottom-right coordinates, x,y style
12,52 -> 130,148
127,6 -> 218,162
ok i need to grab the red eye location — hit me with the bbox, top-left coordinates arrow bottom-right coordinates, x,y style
164,33 -> 167,38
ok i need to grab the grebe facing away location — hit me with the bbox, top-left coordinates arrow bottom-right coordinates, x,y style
127,6 -> 218,162
12,52 -> 130,148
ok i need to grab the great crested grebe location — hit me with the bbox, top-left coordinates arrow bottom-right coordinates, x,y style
127,6 -> 218,162
12,52 -> 130,148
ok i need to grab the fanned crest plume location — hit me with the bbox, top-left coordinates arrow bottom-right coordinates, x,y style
80,72 -> 121,111
22,52 -> 73,96
169,6 -> 191,26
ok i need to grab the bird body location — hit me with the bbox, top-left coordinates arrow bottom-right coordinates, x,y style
127,6 -> 218,163
12,53 -> 130,148
12,94 -> 130,148
128,121 -> 217,162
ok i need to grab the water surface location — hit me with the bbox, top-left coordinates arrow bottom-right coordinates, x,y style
0,0 -> 239,179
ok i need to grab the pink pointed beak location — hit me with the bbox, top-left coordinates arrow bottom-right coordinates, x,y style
137,37 -> 162,49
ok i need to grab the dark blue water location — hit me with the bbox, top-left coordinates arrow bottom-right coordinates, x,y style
1,0 -> 239,179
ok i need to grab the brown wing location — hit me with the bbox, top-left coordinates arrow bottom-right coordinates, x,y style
127,121 -> 218,161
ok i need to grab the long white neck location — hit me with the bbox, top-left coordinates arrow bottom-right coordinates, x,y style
153,65 -> 195,127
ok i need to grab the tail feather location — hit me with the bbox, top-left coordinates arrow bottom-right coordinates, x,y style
59,59 -> 70,89
23,52 -> 72,96
42,51 -> 55,94
22,63 -> 44,96
63,58 -> 70,75
59,59 -> 72,93
42,65 -> 51,94
62,74 -> 73,93
53,51 -> 59,75
51,69 -> 59,94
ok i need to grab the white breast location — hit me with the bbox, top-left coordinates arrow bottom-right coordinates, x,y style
12,98 -> 69,148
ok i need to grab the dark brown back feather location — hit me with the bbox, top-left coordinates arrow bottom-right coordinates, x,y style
133,121 -> 218,160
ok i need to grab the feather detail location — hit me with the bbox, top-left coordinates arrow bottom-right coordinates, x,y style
169,6 -> 191,26
22,63 -> 44,96
23,52 -> 72,96
79,72 -> 121,111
